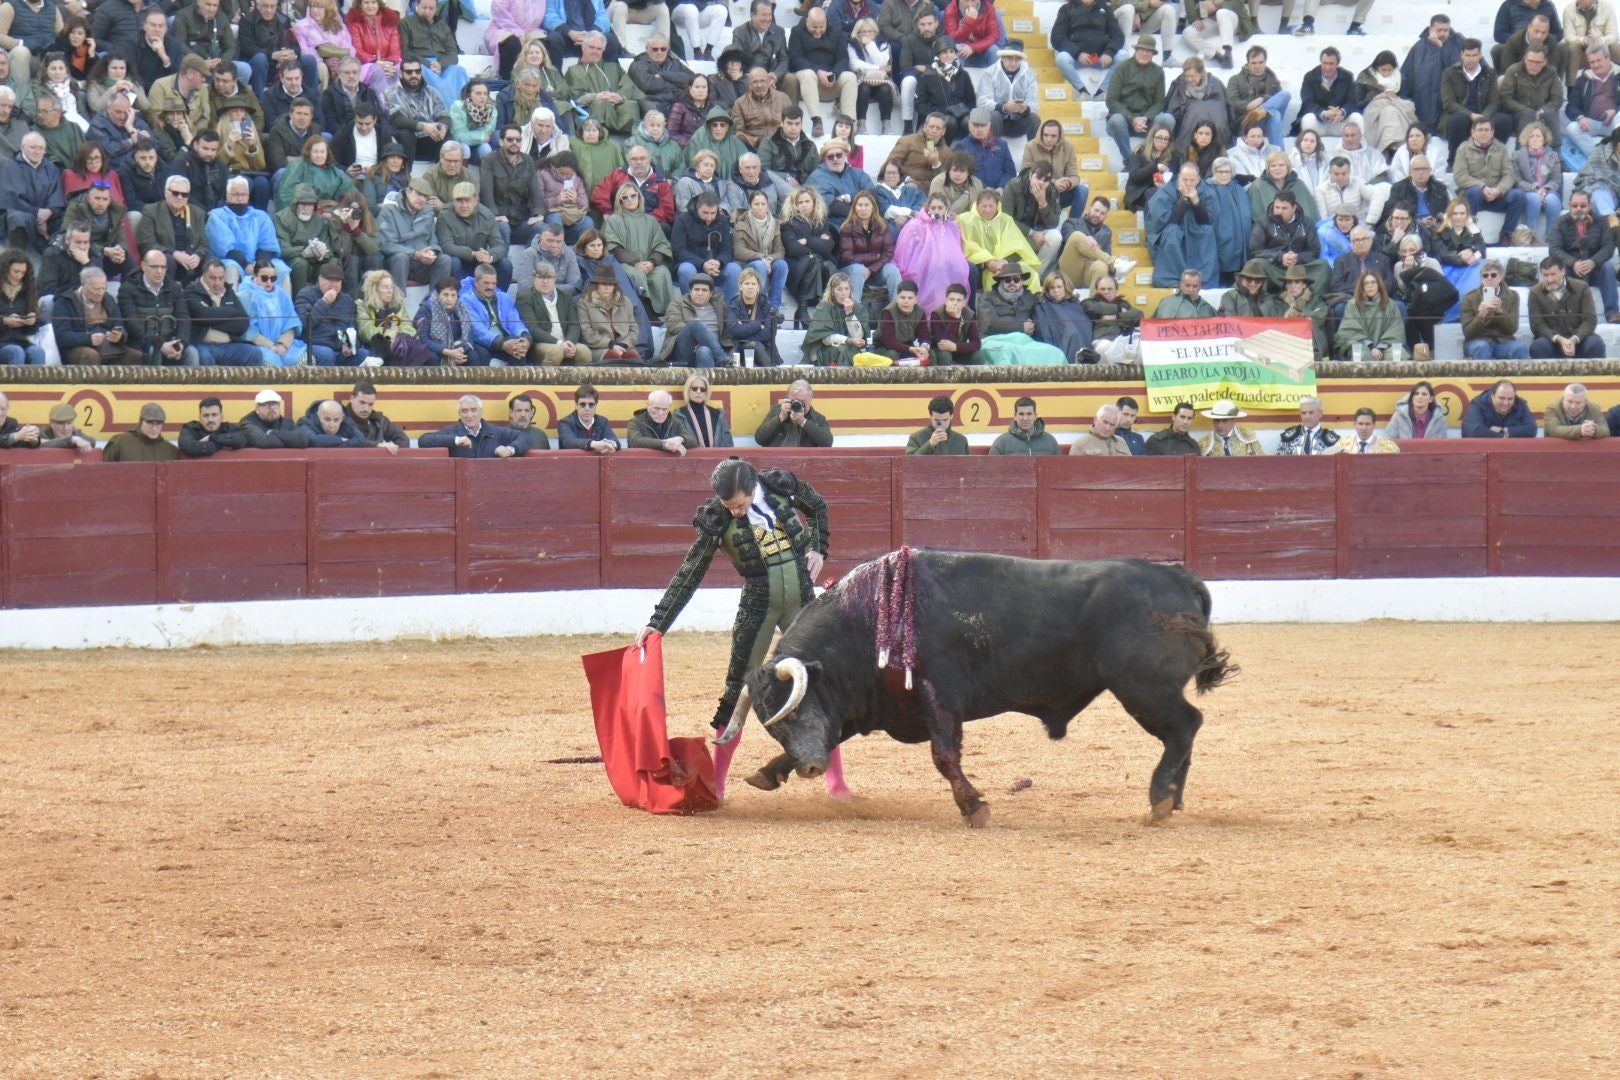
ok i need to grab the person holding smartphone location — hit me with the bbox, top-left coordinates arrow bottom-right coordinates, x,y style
905,394 -> 970,454
1459,258 -> 1530,360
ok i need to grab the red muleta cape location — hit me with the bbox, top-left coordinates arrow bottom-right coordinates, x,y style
581,633 -> 720,814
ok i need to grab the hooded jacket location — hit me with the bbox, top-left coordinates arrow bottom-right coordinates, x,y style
989,417 -> 1061,455
377,194 -> 440,257
297,401 -> 370,447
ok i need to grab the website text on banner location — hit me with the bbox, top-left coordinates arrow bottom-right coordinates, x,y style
1140,318 -> 1317,414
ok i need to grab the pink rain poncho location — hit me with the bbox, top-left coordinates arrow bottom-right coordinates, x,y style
892,212 -> 971,313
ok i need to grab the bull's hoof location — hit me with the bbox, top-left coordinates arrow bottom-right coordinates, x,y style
745,768 -> 784,791
1145,796 -> 1176,824
963,804 -> 991,829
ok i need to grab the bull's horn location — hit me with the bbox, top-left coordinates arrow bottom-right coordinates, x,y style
764,658 -> 809,728
713,686 -> 751,745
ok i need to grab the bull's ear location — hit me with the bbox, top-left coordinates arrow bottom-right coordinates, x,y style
806,660 -> 823,676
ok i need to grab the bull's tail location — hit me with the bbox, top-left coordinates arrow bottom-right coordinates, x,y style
1162,563 -> 1214,621
1152,611 -> 1238,695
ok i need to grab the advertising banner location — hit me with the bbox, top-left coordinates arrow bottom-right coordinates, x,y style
1139,317 -> 1317,413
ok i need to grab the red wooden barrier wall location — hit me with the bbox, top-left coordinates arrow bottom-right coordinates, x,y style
4,447 -> 1620,610
1039,456 -> 1185,563
4,460 -> 159,607
164,459 -> 308,602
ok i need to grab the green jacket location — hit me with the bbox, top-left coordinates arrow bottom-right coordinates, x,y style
1217,289 -> 1282,318
626,407 -> 699,450
626,122 -> 686,179
435,204 -> 510,264
1335,298 -> 1404,357
755,401 -> 835,447
1278,288 -> 1331,357
603,206 -> 672,264
1106,55 -> 1167,121
1183,0 -> 1255,38
1248,172 -> 1318,222
1498,61 -> 1565,117
905,425 -> 970,454
685,107 -> 748,178
39,120 -> 84,170
273,205 -> 333,261
563,59 -> 644,109
1152,294 -> 1217,320
648,469 -> 829,634
801,298 -> 866,368
655,294 -> 732,362
989,417 -> 1061,455
276,159 -> 358,211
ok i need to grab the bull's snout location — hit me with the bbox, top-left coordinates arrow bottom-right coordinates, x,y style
794,760 -> 828,780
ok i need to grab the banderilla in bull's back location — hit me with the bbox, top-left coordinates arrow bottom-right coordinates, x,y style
726,550 -> 1236,829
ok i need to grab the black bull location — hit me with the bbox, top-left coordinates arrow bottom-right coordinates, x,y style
727,551 -> 1235,827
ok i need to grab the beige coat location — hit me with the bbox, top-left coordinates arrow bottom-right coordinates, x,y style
1068,431 -> 1132,456
1020,134 -> 1081,187
733,209 -> 784,264
1543,401 -> 1611,439
577,290 -> 640,352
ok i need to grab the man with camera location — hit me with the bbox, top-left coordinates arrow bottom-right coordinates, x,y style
755,379 -> 834,447
905,394 -> 969,455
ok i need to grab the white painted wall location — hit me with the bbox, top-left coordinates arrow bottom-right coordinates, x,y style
2,579 -> 1616,650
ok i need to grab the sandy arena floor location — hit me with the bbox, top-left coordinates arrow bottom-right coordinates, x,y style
2,624 -> 1618,1079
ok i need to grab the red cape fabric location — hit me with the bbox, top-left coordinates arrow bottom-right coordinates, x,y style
582,633 -> 720,814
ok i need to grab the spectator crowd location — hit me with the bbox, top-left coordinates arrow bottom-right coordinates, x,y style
6,377 -> 1618,459
0,0 -> 1613,369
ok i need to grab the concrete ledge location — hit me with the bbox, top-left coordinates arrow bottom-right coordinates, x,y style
4,579 -> 1618,650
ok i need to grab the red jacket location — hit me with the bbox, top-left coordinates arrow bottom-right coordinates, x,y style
590,167 -> 676,225
925,305 -> 981,358
837,216 -> 894,272
346,9 -> 402,66
944,0 -> 1001,56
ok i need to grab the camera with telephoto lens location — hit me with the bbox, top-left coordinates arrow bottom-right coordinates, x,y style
789,399 -> 805,413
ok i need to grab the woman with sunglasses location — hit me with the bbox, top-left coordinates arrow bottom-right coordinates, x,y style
603,182 -> 675,316
238,259 -> 308,366
676,372 -> 734,447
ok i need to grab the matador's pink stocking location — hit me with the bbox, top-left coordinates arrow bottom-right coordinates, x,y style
824,744 -> 853,798
711,727 -> 741,802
